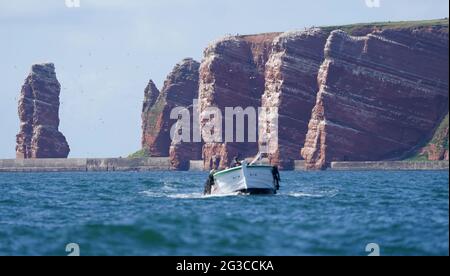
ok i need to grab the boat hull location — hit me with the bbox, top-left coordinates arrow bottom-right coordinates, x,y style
236,188 -> 276,195
211,165 -> 276,195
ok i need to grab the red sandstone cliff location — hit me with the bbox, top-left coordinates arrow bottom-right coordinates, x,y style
302,26 -> 449,169
261,29 -> 328,169
169,101 -> 203,170
199,34 -> 279,170
16,63 -> 70,159
140,20 -> 449,170
141,58 -> 200,159
141,80 -> 160,151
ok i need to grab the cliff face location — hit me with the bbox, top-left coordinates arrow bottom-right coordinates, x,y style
302,27 -> 449,169
169,102 -> 203,170
142,80 -> 160,123
142,58 -> 200,158
139,20 -> 449,170
262,29 -> 328,169
199,34 -> 278,170
16,63 -> 70,159
168,76 -> 202,170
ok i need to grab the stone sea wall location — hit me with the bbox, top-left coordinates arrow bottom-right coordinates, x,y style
0,158 -> 171,172
330,161 -> 449,171
0,159 -> 447,172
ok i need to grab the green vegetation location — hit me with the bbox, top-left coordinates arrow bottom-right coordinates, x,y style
408,113 -> 449,161
431,114 -> 449,150
128,149 -> 151,159
321,18 -> 449,35
146,97 -> 167,136
407,154 -> 430,162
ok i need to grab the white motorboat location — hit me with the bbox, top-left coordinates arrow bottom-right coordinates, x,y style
205,160 -> 280,195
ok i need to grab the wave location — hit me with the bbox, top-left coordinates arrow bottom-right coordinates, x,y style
140,189 -> 339,200
140,190 -> 244,199
287,189 -> 339,198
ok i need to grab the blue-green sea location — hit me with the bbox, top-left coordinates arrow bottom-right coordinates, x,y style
0,171 -> 448,256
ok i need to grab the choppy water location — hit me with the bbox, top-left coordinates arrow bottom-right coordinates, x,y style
0,171 -> 448,256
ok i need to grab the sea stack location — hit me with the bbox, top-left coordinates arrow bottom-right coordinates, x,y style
141,58 -> 201,158
16,63 -> 70,159
141,79 -> 161,152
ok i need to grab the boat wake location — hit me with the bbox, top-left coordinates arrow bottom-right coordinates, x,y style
139,190 -> 241,199
286,189 -> 339,198
139,189 -> 339,199
170,192 -> 242,199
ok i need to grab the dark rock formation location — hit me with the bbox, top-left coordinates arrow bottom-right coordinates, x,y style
302,27 -> 449,169
141,58 -> 200,159
261,29 -> 328,169
199,34 -> 279,170
142,80 -> 160,117
16,63 -> 70,159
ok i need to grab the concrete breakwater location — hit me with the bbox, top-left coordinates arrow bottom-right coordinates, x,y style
0,159 -> 448,172
330,161 -> 449,171
0,158 -> 171,172
293,160 -> 448,171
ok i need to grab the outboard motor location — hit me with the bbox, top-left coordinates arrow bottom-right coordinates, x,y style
203,170 -> 216,195
271,166 -> 281,191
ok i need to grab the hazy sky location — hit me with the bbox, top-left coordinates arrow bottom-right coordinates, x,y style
0,0 -> 448,158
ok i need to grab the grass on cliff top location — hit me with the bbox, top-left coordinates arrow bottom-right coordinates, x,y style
238,18 -> 449,39
128,149 -> 151,159
321,18 -> 449,34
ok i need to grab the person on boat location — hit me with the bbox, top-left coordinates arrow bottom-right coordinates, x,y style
230,156 -> 242,168
212,155 -> 221,170
203,169 -> 216,195
272,166 -> 281,190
